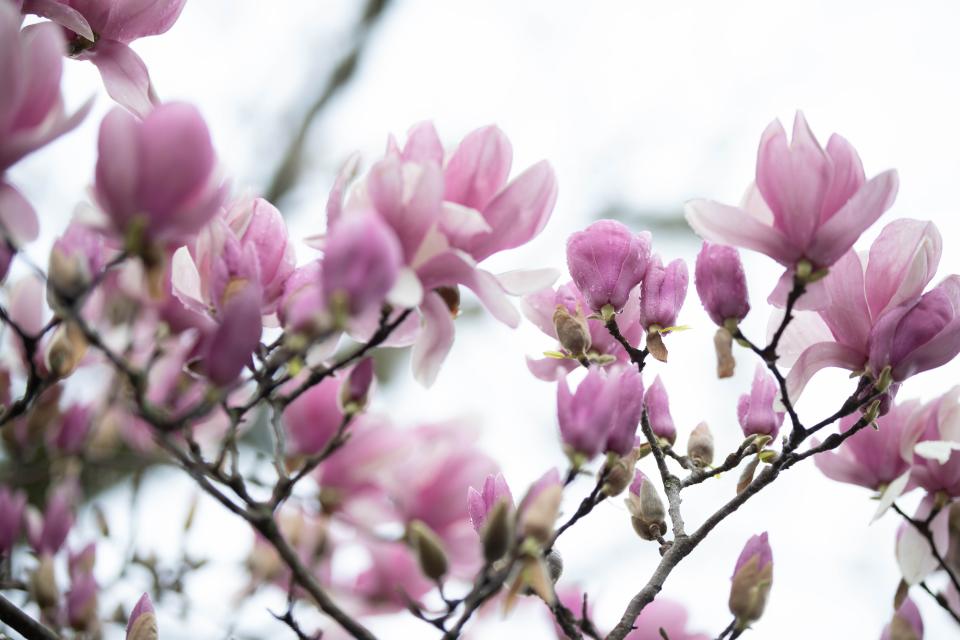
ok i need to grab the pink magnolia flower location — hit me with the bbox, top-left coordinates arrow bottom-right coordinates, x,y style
737,364 -> 784,439
522,281 -> 644,381
126,592 -> 158,640
909,388 -> 960,497
867,275 -> 960,383
1,4 -> 92,247
326,123 -> 558,386
625,599 -> 709,640
694,242 -> 750,326
644,376 -> 676,445
467,473 -> 515,533
48,221 -> 107,305
880,597 -> 923,640
557,368 -> 619,459
516,468 -> 562,538
0,486 -> 26,554
783,219 -> 943,398
66,571 -> 98,631
638,256 -> 688,330
605,365 -> 645,456
172,198 -> 296,321
278,259 -> 326,334
813,399 -> 923,491
566,220 -> 651,312
94,103 -> 225,253
685,112 -> 898,279
23,0 -> 187,116
283,375 -> 345,457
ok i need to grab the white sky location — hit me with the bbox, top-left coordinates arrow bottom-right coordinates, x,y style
8,1 -> 960,638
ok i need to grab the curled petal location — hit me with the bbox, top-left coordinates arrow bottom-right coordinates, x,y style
87,40 -> 156,118
785,341 -> 866,401
411,292 -> 455,387
684,199 -> 800,266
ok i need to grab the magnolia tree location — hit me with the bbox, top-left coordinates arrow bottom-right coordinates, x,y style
1,3 -> 959,640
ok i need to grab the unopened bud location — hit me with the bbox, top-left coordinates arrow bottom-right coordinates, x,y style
340,358 -> 375,415
407,520 -> 448,581
126,593 -> 158,640
625,472 -> 666,541
729,532 -> 773,629
30,554 -> 60,609
553,305 -> 591,358
520,483 -> 563,545
714,327 -> 736,378
602,451 -> 638,497
48,247 -> 92,309
686,422 -> 714,468
45,321 -> 88,379
481,499 -> 514,563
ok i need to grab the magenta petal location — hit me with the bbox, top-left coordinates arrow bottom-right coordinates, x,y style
865,219 -> 942,319
0,182 -> 39,243
806,169 -> 899,267
684,199 -> 800,266
417,251 -> 520,327
411,291 -> 456,387
23,0 -> 94,41
444,125 -> 513,211
818,249 -> 871,350
821,134 -> 865,219
126,593 -> 155,636
402,121 -> 444,165
785,341 -> 865,400
812,442 -> 876,488
465,160 -> 558,261
89,40 -> 156,118
203,287 -> 262,386
525,355 -> 576,381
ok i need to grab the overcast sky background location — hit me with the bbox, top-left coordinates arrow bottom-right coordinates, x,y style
8,1 -> 960,638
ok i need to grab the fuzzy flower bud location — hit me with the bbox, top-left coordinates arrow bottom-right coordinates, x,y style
645,376 -> 677,445
737,365 -> 785,439
30,553 -> 59,610
553,304 -> 591,359
47,222 -> 105,309
694,242 -> 750,326
625,471 -> 666,540
687,422 -> 714,468
881,597 -> 923,640
407,520 -> 448,581
126,593 -> 158,640
729,532 -> 773,630
566,220 -> 651,313
480,499 -> 514,563
517,470 -> 563,545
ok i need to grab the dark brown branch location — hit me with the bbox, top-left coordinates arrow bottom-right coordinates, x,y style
892,504 -> 960,595
0,593 -> 60,640
919,581 -> 960,626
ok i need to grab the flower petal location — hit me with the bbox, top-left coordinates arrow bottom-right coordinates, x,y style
684,199 -> 800,265
496,268 -> 560,296
88,40 -> 156,118
411,291 -> 455,387
785,341 -> 866,400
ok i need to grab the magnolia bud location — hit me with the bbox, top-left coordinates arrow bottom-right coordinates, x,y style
602,451 -> 638,497
686,422 -> 714,468
481,499 -> 514,563
625,472 -> 666,541
407,520 -> 448,581
48,246 -> 92,309
729,532 -> 773,630
30,554 -> 60,610
126,593 -> 159,640
883,597 -> 923,640
340,358 -> 375,415
45,321 -> 88,379
520,483 -> 563,545
553,305 -> 591,359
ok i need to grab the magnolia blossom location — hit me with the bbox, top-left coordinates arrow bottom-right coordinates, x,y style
686,112 -> 898,282
0,486 -> 26,553
557,368 -> 619,459
324,122 -> 558,386
638,255 -> 688,330
95,103 -> 225,256
522,281 -> 644,381
644,376 -> 676,444
283,375 -> 345,457
566,219 -> 651,312
729,532 -> 773,629
467,473 -> 515,533
782,219 -> 944,399
126,593 -> 158,640
813,400 -> 923,491
880,598 -> 924,640
1,3 -> 92,249
910,388 -> 960,497
22,0 -> 187,116
605,365 -> 645,456
694,242 -> 750,326
26,483 -> 75,555
737,364 -> 785,439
